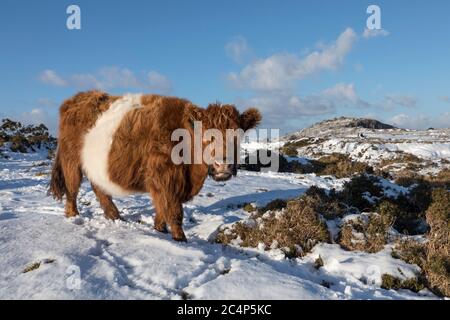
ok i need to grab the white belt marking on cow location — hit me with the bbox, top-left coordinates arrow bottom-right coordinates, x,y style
81,94 -> 142,197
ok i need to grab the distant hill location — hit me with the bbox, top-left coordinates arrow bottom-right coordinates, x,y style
285,117 -> 397,140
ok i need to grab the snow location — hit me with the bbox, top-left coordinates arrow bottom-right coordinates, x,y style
0,150 -> 441,300
385,143 -> 450,160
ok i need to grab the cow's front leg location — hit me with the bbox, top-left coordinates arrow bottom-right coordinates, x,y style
149,187 -> 186,242
166,201 -> 186,242
154,210 -> 168,233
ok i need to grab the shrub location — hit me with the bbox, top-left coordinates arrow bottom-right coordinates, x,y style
394,170 -> 423,187
304,186 -> 348,219
339,175 -> 383,212
424,189 -> 450,297
280,138 -> 319,156
377,199 -> 425,235
258,199 -> 287,214
381,274 -> 425,293
392,239 -> 427,268
0,118 -> 56,153
408,180 -> 433,214
311,153 -> 373,179
338,213 -> 393,253
431,168 -> 450,188
240,150 -> 373,178
240,203 -> 256,213
216,194 -> 330,258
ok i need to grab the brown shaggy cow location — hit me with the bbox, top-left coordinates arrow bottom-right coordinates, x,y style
49,91 -> 261,241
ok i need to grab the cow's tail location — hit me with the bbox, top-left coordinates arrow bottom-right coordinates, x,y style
48,148 -> 66,201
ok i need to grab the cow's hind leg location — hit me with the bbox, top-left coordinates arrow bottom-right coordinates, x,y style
61,160 -> 82,218
91,184 -> 122,220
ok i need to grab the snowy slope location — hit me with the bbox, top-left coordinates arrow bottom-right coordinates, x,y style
273,117 -> 450,175
0,149 -> 438,300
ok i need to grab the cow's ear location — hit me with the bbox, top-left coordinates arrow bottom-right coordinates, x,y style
189,115 -> 196,128
240,108 -> 262,131
186,106 -> 204,129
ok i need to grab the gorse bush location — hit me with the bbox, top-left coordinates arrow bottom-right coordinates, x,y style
339,174 -> 383,212
424,188 -> 450,297
391,189 -> 450,297
338,213 -> 394,253
0,118 -> 56,153
241,150 -> 372,178
216,193 -> 330,258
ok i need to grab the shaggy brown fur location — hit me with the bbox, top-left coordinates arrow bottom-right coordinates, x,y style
49,91 -> 261,241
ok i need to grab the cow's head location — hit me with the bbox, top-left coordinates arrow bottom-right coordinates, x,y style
196,103 -> 262,182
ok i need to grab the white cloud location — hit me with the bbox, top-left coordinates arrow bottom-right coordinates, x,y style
384,94 -> 417,109
389,112 -> 450,129
39,70 -> 67,87
39,67 -> 173,94
237,83 -> 372,129
225,35 -> 251,63
147,71 -> 173,93
36,98 -> 56,108
363,28 -> 390,39
228,28 -> 357,91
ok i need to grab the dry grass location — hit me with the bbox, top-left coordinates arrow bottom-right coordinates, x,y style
424,188 -> 450,297
392,239 -> 427,267
304,186 -> 348,219
258,199 -> 287,213
394,170 -> 424,187
216,194 -> 330,258
338,213 -> 394,253
390,189 -> 450,297
381,274 -> 425,293
394,167 -> 450,189
280,138 -> 320,156
311,153 -> 373,179
380,152 -> 422,168
241,150 -> 372,178
430,168 -> 450,188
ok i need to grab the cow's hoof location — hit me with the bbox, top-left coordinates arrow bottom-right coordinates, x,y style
172,234 -> 187,242
105,212 -> 124,221
154,224 -> 168,234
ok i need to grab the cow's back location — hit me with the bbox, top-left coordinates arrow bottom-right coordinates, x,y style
107,95 -> 193,193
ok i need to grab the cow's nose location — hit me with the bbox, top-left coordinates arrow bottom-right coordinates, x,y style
213,161 -> 234,172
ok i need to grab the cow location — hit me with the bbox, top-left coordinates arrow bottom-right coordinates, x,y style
49,91 -> 261,241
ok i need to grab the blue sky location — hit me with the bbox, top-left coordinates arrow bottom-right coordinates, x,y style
0,0 -> 449,133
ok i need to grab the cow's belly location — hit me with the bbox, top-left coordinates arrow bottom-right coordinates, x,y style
81,94 -> 142,197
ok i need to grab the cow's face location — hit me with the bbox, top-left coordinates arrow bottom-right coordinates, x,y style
202,104 -> 261,182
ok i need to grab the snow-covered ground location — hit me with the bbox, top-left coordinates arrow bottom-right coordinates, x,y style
0,149 -> 438,300
262,118 -> 450,175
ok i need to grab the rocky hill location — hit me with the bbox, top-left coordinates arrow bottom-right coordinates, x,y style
285,117 -> 398,140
